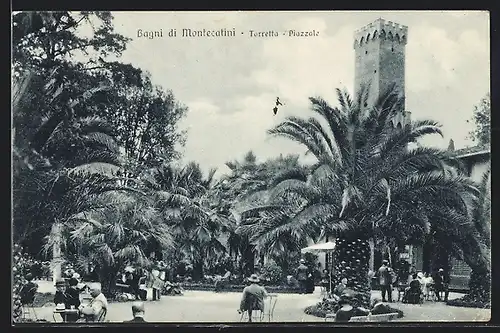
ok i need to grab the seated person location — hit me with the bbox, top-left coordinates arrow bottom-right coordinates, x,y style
334,294 -> 370,322
402,274 -> 423,304
238,274 -> 268,322
20,273 -> 38,305
78,283 -> 108,322
124,301 -> 147,323
320,269 -> 330,291
54,279 -> 67,305
64,278 -> 81,322
332,277 -> 348,300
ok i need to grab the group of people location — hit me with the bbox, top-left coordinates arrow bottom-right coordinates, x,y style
53,278 -> 108,322
402,268 -> 450,304
375,260 -> 451,304
117,262 -> 184,302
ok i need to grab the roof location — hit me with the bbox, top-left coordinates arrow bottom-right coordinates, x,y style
452,145 -> 490,159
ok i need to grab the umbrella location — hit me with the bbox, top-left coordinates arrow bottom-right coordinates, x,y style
301,241 -> 336,292
300,241 -> 336,253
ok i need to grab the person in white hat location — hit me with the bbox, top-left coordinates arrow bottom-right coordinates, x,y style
238,274 -> 268,322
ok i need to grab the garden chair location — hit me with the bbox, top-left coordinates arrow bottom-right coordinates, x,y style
96,308 -> 107,322
81,307 -> 107,323
239,294 -> 264,322
20,285 -> 38,321
397,283 -> 409,302
263,294 -> 278,322
425,283 -> 437,301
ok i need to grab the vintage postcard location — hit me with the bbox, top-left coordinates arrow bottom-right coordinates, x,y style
12,11 -> 491,324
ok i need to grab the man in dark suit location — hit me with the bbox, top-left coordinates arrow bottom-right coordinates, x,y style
434,268 -> 450,302
377,260 -> 393,302
124,301 -> 147,323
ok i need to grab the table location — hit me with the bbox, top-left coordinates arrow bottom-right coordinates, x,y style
53,308 -> 80,322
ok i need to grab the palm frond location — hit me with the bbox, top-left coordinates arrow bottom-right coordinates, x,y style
68,162 -> 121,177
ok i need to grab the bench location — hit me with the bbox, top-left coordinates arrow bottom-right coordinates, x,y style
325,312 -> 399,322
349,312 -> 400,322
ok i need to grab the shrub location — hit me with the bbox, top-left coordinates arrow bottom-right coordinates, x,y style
304,304 -> 327,318
12,244 -> 29,323
304,296 -> 405,319
447,295 -> 491,309
261,260 -> 284,285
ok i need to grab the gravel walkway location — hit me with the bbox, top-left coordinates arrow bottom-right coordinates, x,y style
27,281 -> 490,323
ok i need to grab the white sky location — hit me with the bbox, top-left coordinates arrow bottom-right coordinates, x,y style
109,11 -> 490,176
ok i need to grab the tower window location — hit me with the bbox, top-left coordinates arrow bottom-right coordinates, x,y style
374,70 -> 377,73
364,102 -> 368,107
365,50 -> 368,55
391,47 -> 394,52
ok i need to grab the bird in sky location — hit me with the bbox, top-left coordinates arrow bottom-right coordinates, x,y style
273,97 -> 284,115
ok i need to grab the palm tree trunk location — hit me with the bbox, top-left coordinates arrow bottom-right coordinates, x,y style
51,222 -> 62,284
331,235 -> 371,308
99,266 -> 119,298
192,260 -> 204,281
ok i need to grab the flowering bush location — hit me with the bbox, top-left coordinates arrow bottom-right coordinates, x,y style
12,243 -> 29,323
261,260 -> 284,285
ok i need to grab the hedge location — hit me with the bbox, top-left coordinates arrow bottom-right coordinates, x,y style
182,283 -> 302,293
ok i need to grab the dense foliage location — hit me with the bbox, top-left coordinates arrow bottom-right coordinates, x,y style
468,93 -> 490,146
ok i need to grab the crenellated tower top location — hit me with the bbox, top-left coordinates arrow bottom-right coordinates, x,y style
353,18 -> 408,49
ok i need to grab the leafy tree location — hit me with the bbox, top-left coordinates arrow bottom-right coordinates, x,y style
468,93 -> 490,146
12,12 -> 129,72
13,11 -> 187,177
237,87 -> 476,307
12,244 -> 28,323
214,152 -> 308,275
12,11 -> 187,260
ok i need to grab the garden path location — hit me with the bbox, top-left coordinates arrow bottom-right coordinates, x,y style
29,281 -> 490,322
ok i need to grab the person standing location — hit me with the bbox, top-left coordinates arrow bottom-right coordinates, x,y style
435,268 -> 450,302
377,260 -> 393,302
138,271 -> 148,301
151,269 -> 163,301
296,259 -> 309,294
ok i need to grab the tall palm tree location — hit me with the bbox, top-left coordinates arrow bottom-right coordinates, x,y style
143,162 -> 230,280
237,87 -> 475,307
13,70 -> 125,281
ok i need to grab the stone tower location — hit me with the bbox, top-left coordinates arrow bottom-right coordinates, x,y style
353,18 -> 411,128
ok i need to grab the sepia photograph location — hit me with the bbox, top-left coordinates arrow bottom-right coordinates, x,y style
11,10 -> 491,324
